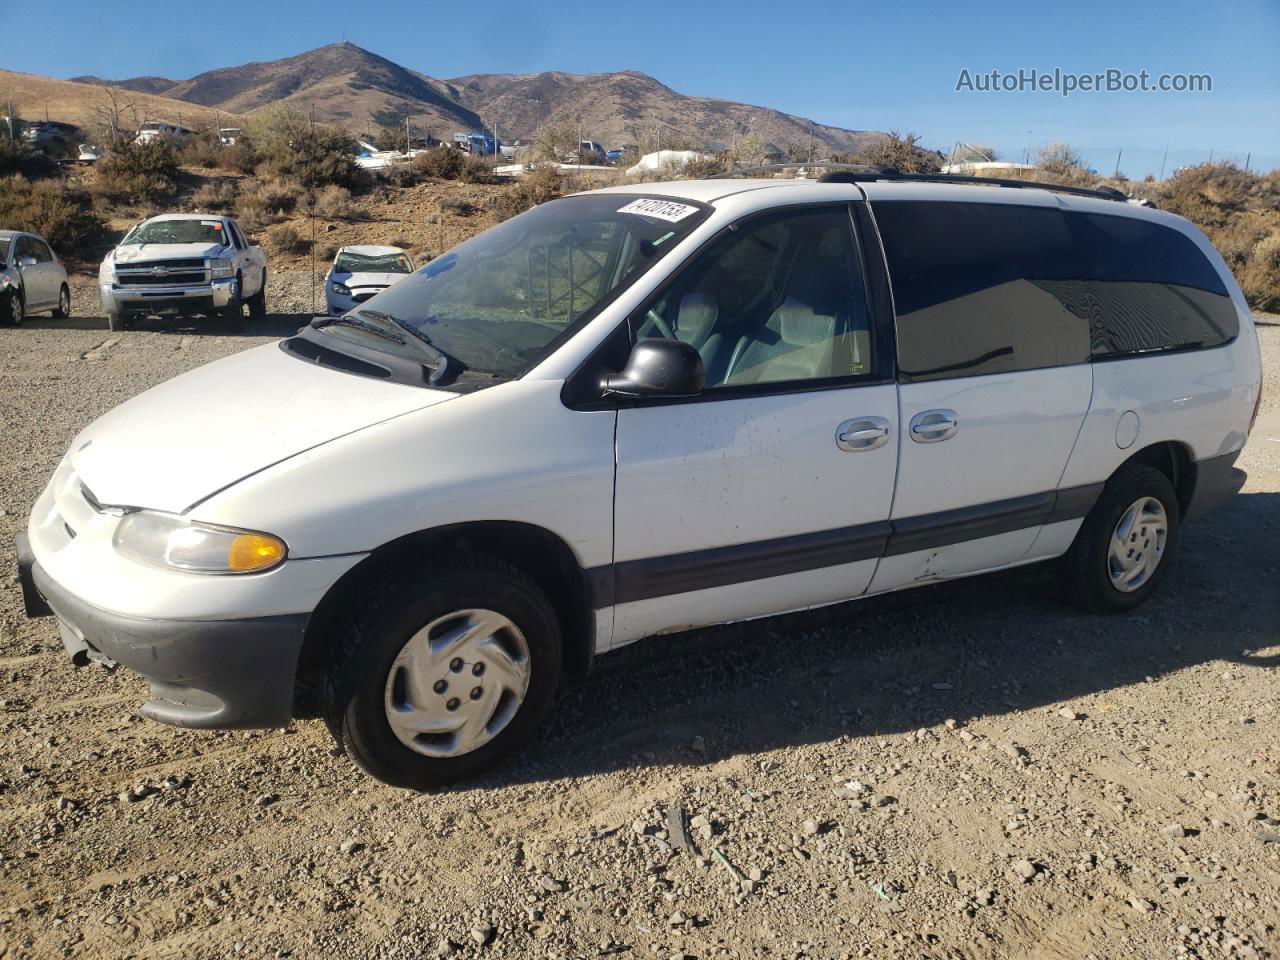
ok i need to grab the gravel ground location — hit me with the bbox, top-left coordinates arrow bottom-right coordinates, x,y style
0,296 -> 1277,960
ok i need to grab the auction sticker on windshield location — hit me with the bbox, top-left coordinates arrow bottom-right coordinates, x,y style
617,199 -> 700,222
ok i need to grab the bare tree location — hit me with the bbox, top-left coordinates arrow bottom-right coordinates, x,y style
92,85 -> 139,143
1034,141 -> 1086,176
534,122 -> 578,162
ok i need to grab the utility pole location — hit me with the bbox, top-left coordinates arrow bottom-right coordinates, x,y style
1113,149 -> 1122,178
1159,143 -> 1169,180
405,115 -> 411,153
1208,147 -> 1214,163
1244,152 -> 1251,172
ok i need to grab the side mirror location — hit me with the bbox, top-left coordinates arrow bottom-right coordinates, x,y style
602,338 -> 704,398
17,255 -> 36,268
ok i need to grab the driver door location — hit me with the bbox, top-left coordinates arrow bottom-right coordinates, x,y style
606,203 -> 899,648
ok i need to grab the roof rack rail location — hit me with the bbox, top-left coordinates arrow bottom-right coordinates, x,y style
703,161 -> 1132,204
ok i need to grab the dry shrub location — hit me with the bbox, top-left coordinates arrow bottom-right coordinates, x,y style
267,223 -> 311,255
178,131 -> 226,170
679,154 -> 728,178
492,166 -> 562,222
1240,232 -> 1280,311
413,146 -> 467,180
92,140 -> 180,205
237,178 -> 302,225
440,195 -> 476,216
191,179 -> 237,212
848,130 -> 942,173
412,146 -> 494,183
310,184 -> 354,219
0,176 -> 105,258
0,139 -> 57,179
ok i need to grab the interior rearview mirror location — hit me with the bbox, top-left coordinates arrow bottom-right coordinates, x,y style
602,338 -> 704,398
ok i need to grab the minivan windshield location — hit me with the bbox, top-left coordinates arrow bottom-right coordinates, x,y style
334,251 -> 414,274
122,219 -> 227,246
310,193 -> 709,385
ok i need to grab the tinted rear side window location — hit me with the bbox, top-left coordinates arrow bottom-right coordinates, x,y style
873,201 -> 1091,381
1070,213 -> 1237,356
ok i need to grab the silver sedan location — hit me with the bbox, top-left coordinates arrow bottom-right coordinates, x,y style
0,230 -> 71,325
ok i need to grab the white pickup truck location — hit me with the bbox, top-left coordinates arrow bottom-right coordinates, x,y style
98,214 -> 267,331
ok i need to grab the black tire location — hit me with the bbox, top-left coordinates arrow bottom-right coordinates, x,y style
247,269 -> 267,318
323,552 -> 563,789
1063,464 -> 1181,613
3,289 -> 23,326
105,309 -> 127,331
221,272 -> 245,331
52,284 -> 71,319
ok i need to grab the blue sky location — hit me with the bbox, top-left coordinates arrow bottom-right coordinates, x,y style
8,0 -> 1279,177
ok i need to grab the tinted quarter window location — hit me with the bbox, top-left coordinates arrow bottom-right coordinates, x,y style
874,201 -> 1090,381
634,206 -> 873,388
1069,212 -> 1238,356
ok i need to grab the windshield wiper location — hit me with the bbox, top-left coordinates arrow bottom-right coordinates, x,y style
311,314 -> 406,346
355,309 -> 457,384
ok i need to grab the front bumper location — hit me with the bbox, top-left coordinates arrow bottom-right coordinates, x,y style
101,278 -> 238,315
19,534 -> 307,729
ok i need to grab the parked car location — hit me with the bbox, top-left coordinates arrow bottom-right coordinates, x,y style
0,230 -> 71,325
20,121 -> 80,154
325,245 -> 415,315
564,140 -> 607,165
452,131 -> 500,156
97,214 -> 267,330
218,127 -> 242,146
134,121 -> 193,144
18,173 -> 1262,789
76,144 -> 101,164
605,148 -> 624,165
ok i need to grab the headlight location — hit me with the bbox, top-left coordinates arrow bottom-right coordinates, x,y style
330,281 -> 351,297
209,258 -> 235,279
113,512 -> 287,574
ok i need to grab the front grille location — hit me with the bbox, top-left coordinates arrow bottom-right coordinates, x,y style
115,259 -> 208,287
352,292 -> 376,303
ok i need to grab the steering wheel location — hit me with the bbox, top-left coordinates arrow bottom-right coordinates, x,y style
639,308 -> 676,341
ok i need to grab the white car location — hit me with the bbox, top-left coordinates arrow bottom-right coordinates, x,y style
0,230 -> 71,325
98,214 -> 267,331
19,170 -> 1263,789
325,245 -> 415,315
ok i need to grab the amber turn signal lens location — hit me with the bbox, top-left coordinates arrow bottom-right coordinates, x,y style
227,533 -> 286,572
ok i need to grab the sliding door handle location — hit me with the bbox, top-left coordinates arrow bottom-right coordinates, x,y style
909,409 -> 959,443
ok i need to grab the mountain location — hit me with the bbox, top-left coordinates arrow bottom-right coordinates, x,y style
0,69 -> 236,135
159,43 -> 480,136
70,75 -> 176,95
89,43 -> 879,153
446,69 -> 879,154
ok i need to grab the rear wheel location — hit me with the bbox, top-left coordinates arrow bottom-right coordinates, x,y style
52,284 -> 71,319
323,552 -> 563,789
1063,464 -> 1180,613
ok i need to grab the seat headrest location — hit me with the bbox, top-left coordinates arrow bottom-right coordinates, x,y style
772,297 -> 836,347
676,293 -> 718,344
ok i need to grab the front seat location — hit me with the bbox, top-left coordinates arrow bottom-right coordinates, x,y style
724,280 -> 842,385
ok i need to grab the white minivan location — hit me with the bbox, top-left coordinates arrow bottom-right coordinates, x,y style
17,168 -> 1263,788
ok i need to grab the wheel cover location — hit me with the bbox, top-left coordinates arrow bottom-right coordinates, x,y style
383,608 -> 531,759
1107,496 -> 1168,593
59,288 -> 70,314
9,295 -> 21,324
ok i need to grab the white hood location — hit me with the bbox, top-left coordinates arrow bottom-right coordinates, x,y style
112,242 -> 228,263
333,271 -> 410,292
69,342 -> 455,513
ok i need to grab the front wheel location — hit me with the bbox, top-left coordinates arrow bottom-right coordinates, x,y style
323,553 -> 563,789
247,269 -> 267,318
52,285 -> 71,319
1063,464 -> 1181,613
3,290 -> 23,326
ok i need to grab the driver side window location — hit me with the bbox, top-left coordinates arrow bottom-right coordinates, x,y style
634,206 -> 872,388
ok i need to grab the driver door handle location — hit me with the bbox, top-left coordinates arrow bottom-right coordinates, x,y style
835,417 -> 891,452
